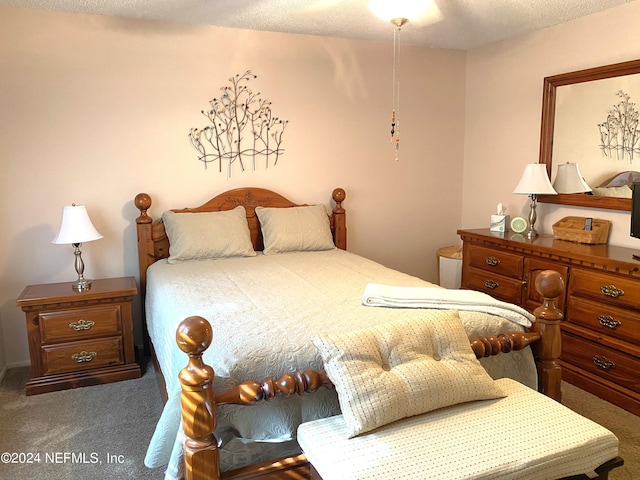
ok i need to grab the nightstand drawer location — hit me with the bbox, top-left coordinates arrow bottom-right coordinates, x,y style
465,245 -> 523,279
464,266 -> 523,304
570,269 -> 640,310
562,332 -> 640,395
40,305 -> 122,343
42,337 -> 124,375
566,296 -> 640,345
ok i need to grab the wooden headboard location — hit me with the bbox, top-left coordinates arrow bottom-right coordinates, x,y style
134,187 -> 347,297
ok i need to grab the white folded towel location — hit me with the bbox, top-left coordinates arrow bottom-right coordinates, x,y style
362,283 -> 535,328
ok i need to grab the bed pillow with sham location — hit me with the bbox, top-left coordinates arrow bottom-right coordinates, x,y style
312,310 -> 506,438
255,204 -> 335,255
591,185 -> 632,198
162,206 -> 256,263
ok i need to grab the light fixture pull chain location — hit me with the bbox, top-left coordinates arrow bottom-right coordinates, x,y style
392,24 -> 402,161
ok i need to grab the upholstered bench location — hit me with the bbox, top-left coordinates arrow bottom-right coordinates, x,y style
298,378 -> 620,480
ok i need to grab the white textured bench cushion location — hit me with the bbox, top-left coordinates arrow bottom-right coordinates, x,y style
297,378 -> 618,480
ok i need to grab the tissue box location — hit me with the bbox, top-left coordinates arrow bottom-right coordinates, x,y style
490,215 -> 510,232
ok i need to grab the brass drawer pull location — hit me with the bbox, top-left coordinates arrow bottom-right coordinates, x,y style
600,285 -> 624,298
69,319 -> 95,331
484,279 -> 499,289
597,315 -> 622,329
71,351 -> 97,363
592,355 -> 615,370
485,256 -> 500,267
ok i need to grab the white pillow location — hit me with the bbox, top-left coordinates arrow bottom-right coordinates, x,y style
312,310 -> 506,438
255,204 -> 335,255
591,185 -> 632,198
162,206 -> 256,263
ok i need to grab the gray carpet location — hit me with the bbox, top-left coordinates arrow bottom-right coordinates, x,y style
1,360 -> 638,479
0,357 -> 165,480
561,382 -> 640,480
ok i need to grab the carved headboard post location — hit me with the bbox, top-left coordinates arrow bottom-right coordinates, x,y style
530,270 -> 565,402
134,193 -> 154,290
331,188 -> 347,250
134,193 -> 155,355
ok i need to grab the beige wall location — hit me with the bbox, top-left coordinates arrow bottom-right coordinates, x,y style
3,2 -> 639,370
463,1 -> 640,248
0,7 -> 466,367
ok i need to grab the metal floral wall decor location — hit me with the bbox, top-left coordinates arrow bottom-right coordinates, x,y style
189,71 -> 288,177
598,90 -> 639,163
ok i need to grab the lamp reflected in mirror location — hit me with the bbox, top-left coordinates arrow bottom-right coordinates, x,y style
553,162 -> 592,194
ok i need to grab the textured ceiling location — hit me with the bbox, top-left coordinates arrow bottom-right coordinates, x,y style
2,0 -> 635,49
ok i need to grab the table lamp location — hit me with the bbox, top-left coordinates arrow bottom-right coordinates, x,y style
513,164 -> 557,239
52,204 -> 103,291
552,162 -> 592,193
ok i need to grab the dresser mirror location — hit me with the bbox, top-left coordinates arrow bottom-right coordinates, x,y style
537,59 -> 640,211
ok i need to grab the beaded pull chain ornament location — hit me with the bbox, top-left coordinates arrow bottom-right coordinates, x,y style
391,23 -> 402,161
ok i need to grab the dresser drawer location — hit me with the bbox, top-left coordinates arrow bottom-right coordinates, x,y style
570,269 -> 640,310
566,296 -> 640,345
465,245 -> 524,279
463,266 -> 523,304
562,332 -> 640,395
42,337 -> 124,375
39,305 -> 122,344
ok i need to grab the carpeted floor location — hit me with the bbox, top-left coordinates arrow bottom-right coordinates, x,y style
561,382 -> 640,480
0,357 -> 165,480
1,359 -> 638,479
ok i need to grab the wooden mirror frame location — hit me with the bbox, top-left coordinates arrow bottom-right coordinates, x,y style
537,58 -> 640,211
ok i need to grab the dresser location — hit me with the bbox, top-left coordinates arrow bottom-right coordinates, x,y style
457,229 -> 640,415
16,276 -> 141,395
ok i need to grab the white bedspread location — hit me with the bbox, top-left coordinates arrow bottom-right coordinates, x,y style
143,249 -> 537,478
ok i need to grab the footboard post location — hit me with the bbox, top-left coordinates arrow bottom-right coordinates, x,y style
531,270 -> 564,402
176,316 -> 219,480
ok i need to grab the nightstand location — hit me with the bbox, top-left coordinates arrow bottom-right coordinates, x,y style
16,276 -> 141,395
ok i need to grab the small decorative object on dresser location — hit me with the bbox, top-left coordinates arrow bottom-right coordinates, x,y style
458,228 -> 640,416
489,202 -> 509,232
16,277 -> 141,395
552,216 -> 611,244
510,216 -> 528,234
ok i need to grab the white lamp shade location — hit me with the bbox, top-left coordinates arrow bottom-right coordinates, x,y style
513,163 -> 557,195
368,0 -> 431,22
52,205 -> 103,244
553,162 -> 592,193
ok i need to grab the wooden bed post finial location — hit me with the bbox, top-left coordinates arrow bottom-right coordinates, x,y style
332,188 -> 346,250
531,270 -> 564,402
176,316 -> 219,480
134,193 -> 152,224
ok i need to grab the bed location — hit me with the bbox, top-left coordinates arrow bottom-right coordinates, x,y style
133,187 -> 616,480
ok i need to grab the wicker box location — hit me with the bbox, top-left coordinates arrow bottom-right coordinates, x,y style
552,216 -> 611,244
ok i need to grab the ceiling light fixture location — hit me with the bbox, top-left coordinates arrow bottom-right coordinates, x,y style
369,0 -> 430,161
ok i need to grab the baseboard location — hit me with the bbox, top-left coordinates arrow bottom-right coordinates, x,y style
6,360 -> 31,369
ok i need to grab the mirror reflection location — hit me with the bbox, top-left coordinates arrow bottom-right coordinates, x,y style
538,59 -> 640,211
553,74 -> 640,196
